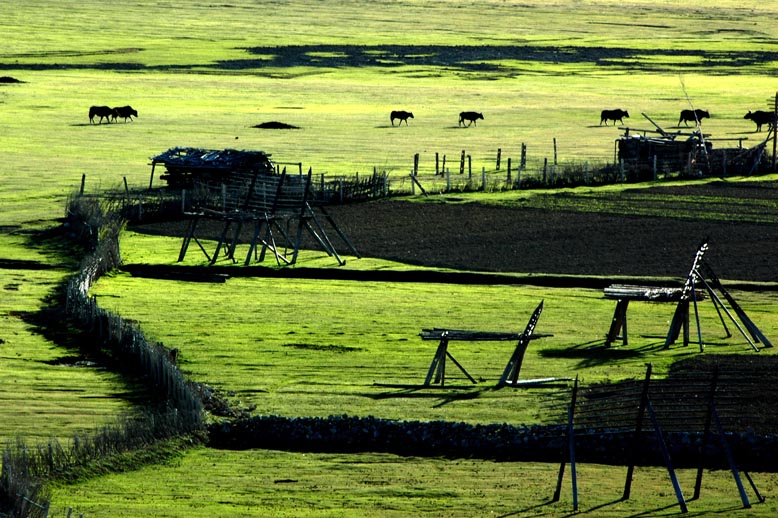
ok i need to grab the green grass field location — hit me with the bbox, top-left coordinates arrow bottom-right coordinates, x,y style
3,0 -> 778,516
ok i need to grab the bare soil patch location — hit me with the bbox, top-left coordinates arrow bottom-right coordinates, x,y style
132,180 -> 778,283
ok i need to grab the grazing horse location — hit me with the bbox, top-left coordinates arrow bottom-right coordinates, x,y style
89,105 -> 116,124
112,105 -> 138,122
600,109 -> 629,126
390,110 -> 413,126
459,111 -> 483,127
678,109 -> 709,127
744,110 -> 776,132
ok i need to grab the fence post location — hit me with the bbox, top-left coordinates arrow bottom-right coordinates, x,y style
410,173 -> 415,195
481,167 -> 486,191
436,152 -> 440,175
80,173 -> 86,195
383,171 -> 388,197
148,163 -> 156,190
553,137 -> 558,165
460,150 -> 465,175
507,157 -> 512,185
516,166 -> 521,189
442,154 -> 447,175
413,153 -> 419,176
653,155 -> 658,180
521,143 -> 527,170
496,148 -> 502,170
468,155 -> 472,178
446,170 -> 451,191
543,158 -> 548,185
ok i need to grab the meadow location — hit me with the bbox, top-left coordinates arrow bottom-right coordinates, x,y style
2,0 -> 778,516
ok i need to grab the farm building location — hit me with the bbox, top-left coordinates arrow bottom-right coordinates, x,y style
616,114 -> 768,179
151,147 -> 275,189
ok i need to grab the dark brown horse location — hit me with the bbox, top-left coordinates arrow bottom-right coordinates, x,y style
390,110 -> 413,126
89,105 -> 117,124
744,110 -> 776,132
600,109 -> 629,126
459,111 -> 483,127
678,109 -> 709,127
112,105 -> 138,122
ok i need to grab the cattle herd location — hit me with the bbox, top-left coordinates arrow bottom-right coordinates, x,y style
89,105 -> 138,124
599,106 -> 776,132
88,103 -> 774,133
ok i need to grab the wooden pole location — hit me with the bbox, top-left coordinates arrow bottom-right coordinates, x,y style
521,143 -> 527,170
623,364 -> 652,500
435,152 -> 440,175
442,154 -> 447,175
468,155 -> 472,178
553,138 -> 558,165
148,163 -> 156,190
507,157 -> 512,184
543,158 -> 548,184
80,173 -> 86,195
460,150 -> 465,175
653,155 -> 658,180
496,148 -> 502,170
123,176 -> 131,203
773,92 -> 778,172
413,153 -> 419,176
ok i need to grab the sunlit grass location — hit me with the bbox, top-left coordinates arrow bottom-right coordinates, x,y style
2,0 -> 778,515
52,446 -> 778,518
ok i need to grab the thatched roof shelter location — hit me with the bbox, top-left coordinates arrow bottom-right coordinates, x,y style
152,147 -> 275,188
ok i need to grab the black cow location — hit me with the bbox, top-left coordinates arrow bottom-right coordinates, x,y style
459,111 -> 483,127
390,110 -> 413,126
112,105 -> 138,123
744,110 -> 776,132
678,109 -> 710,127
89,105 -> 117,124
600,109 -> 629,126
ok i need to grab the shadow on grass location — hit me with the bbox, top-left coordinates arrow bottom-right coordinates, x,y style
539,339 -> 660,369
368,384 -> 496,408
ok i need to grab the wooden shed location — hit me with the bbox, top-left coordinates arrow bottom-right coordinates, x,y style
151,147 -> 275,189
615,113 -> 765,178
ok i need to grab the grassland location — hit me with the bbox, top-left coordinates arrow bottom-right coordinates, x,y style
3,0 -> 778,516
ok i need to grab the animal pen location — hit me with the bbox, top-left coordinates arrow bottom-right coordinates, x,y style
615,113 -> 770,180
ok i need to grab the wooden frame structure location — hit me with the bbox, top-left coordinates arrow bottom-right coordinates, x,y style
603,240 -> 771,351
418,301 -> 561,387
177,168 -> 359,266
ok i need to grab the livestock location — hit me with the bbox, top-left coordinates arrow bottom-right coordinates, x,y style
459,111 -> 484,127
600,109 -> 629,126
744,110 -> 776,132
112,105 -> 138,122
89,105 -> 117,124
390,110 -> 413,126
678,109 -> 710,127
